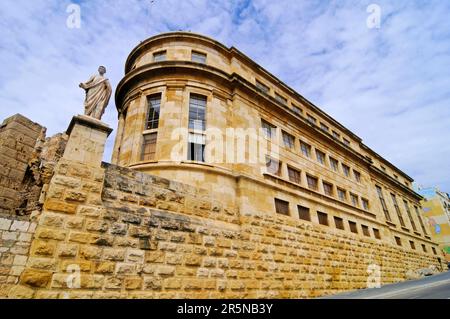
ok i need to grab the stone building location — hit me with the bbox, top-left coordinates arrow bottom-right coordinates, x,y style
0,32 -> 446,299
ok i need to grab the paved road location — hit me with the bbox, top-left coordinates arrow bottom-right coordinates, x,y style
322,271 -> 450,299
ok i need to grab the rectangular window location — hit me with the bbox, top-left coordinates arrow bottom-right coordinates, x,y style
395,236 -> 402,246
350,193 -> 359,207
342,164 -> 350,177
332,131 -> 341,140
256,80 -> 269,94
188,133 -> 205,162
320,123 -> 329,132
403,200 -> 417,232
153,51 -> 166,62
329,157 -> 339,172
261,119 -> 276,139
316,150 -> 325,165
323,182 -> 333,197
337,188 -> 347,202
334,217 -> 344,230
292,105 -> 302,115
393,174 -> 398,180
287,166 -> 301,184
282,131 -> 295,149
354,170 -> 361,183
414,205 -> 428,235
362,225 -> 370,237
376,186 -> 391,222
141,132 -> 157,161
275,198 -> 289,216
317,211 -> 328,226
349,221 -> 358,234
362,198 -> 369,211
307,114 -> 317,125
373,228 -> 381,239
306,175 -> 318,191
189,94 -> 207,131
266,156 -> 281,176
297,205 -> 310,221
191,51 -> 206,63
410,241 -> 416,250
391,193 -> 406,227
421,244 -> 427,253
343,138 -> 351,146
432,247 -> 437,255
275,93 -> 287,105
300,141 -> 311,158
380,165 -> 386,172
146,94 -> 161,130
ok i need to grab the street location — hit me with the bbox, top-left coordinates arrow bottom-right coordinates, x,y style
322,270 -> 450,299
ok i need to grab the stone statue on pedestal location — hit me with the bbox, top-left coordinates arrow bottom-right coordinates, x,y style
79,66 -> 112,120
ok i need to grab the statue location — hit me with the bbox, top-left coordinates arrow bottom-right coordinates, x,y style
79,66 -> 112,120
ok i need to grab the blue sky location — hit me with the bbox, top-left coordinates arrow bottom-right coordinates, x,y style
1,0 -> 449,191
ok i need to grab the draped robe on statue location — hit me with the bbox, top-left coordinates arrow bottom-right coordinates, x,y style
80,74 -> 112,120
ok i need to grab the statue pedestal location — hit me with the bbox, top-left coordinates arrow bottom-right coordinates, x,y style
63,114 -> 113,167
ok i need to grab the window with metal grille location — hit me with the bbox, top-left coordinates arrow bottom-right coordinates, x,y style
342,164 -> 350,177
349,221 -> 358,234
362,225 -> 370,237
266,156 -> 281,176
146,94 -> 161,130
189,94 -> 207,131
141,132 -> 157,161
350,193 -> 359,207
334,217 -> 344,230
395,236 -> 402,246
323,182 -> 333,197
188,133 -> 205,162
256,80 -> 269,94
316,149 -> 325,165
403,200 -> 417,232
300,141 -> 311,157
306,175 -> 318,191
373,228 -> 381,239
282,131 -> 295,149
391,193 -> 406,227
153,51 -> 166,62
261,119 -> 276,139
330,157 -> 339,172
297,205 -> 310,221
287,166 -> 301,184
275,198 -> 289,216
337,188 -> 346,201
376,186 -> 391,221
317,211 -> 328,226
191,51 -> 206,63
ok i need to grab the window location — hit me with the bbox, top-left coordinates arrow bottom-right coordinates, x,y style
191,51 -> 206,63
306,175 -> 318,191
292,105 -> 302,115
349,221 -> 358,234
421,244 -> 427,253
146,94 -> 161,130
307,114 -> 317,125
265,156 -> 281,176
342,164 -> 350,177
282,131 -> 295,149
188,133 -> 205,162
298,205 -> 310,221
414,206 -> 428,235
393,174 -> 398,180
334,217 -> 344,230
337,188 -> 347,202
362,198 -> 369,211
395,236 -> 402,246
275,198 -> 289,216
275,93 -> 287,105
410,241 -> 416,250
153,51 -> 166,62
261,119 -> 276,139
316,150 -> 325,165
403,200 -> 417,232
329,157 -> 339,172
300,141 -> 311,158
189,94 -> 207,131
343,138 -> 350,146
256,80 -> 269,94
141,133 -> 157,161
287,166 -> 301,184
320,123 -> 329,132
317,212 -> 328,226
354,170 -> 361,183
362,225 -> 370,237
391,193 -> 406,227
373,228 -> 381,239
376,186 -> 391,222
323,182 -> 333,197
350,193 -> 359,207
432,247 -> 437,255
332,131 -> 341,140
380,165 -> 386,172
